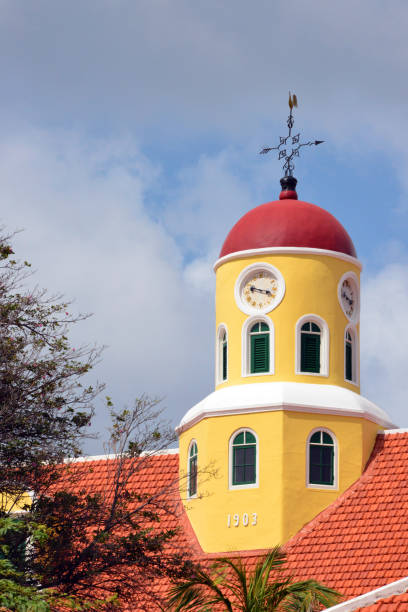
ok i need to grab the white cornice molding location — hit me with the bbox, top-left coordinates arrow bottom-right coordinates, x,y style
213,247 -> 362,272
325,576 -> 408,611
67,448 -> 179,463
176,382 -> 395,435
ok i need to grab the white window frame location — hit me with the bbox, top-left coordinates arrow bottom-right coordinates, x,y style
229,427 -> 259,490
306,427 -> 338,490
215,323 -> 228,385
344,324 -> 359,386
242,315 -> 275,377
187,439 -> 198,499
295,314 -> 329,377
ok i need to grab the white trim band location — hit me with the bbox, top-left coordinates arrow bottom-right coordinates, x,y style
214,247 -> 362,272
326,576 -> 408,611
176,383 -> 395,434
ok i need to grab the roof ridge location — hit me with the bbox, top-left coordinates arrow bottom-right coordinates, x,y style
66,448 -> 179,463
284,434 -> 384,551
325,575 -> 408,611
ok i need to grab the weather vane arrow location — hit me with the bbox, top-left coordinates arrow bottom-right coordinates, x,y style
260,92 -> 324,179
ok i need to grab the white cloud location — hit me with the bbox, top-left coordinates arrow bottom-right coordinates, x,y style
1,127 -> 408,450
1,0 -> 408,150
361,259 -> 408,427
163,150 -> 255,257
183,255 -> 215,295
0,130 -> 216,453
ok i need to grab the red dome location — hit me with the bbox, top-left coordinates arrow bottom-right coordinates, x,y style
219,198 -> 357,259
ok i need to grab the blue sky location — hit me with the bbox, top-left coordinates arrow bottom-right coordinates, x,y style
1,0 -> 408,452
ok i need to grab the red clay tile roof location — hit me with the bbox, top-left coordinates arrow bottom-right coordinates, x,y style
284,432 -> 408,600
55,452 -> 194,609
355,592 -> 408,611
65,431 -> 408,607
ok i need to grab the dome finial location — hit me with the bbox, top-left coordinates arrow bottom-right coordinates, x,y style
279,175 -> 298,200
259,93 -> 324,198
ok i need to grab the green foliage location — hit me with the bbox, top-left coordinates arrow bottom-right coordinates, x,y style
168,547 -> 340,611
0,562 -> 50,612
24,396 -> 187,609
1,396 -> 190,610
0,517 -> 50,611
0,231 -> 193,610
0,229 -> 103,497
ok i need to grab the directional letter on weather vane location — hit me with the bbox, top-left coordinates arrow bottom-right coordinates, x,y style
260,92 -> 324,177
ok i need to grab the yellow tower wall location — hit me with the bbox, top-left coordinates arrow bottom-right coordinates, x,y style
179,411 -> 380,553
215,252 -> 361,391
178,249 -> 388,553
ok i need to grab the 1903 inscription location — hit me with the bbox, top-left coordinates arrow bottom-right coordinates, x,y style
227,512 -> 257,527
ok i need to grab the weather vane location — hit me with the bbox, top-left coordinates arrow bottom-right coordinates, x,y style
260,92 -> 324,177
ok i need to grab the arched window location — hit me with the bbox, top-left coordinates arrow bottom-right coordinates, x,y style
249,322 -> 270,373
295,315 -> 329,377
301,322 -> 321,373
308,430 -> 335,486
221,329 -> 228,381
345,330 -> 352,381
231,430 -> 257,486
242,317 -> 274,377
188,441 -> 198,497
345,327 -> 357,384
216,325 -> 228,383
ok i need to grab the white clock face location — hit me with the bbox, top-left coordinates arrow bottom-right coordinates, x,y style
235,263 -> 285,315
338,273 -> 359,321
242,271 -> 278,310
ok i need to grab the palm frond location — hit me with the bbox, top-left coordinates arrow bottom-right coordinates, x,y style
282,579 -> 341,611
167,564 -> 234,611
167,547 -> 341,611
212,556 -> 248,605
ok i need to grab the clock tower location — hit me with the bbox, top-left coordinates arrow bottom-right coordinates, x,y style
177,131 -> 394,555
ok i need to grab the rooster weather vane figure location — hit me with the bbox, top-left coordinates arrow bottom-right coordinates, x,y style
260,92 -> 324,177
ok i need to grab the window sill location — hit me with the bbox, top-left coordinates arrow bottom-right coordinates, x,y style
307,483 -> 338,491
242,371 -> 274,378
229,482 -> 258,490
344,377 -> 359,388
295,370 -> 329,378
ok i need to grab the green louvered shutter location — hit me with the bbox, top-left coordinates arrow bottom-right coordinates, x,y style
301,334 -> 320,373
250,333 -> 269,373
345,340 -> 352,381
222,340 -> 227,380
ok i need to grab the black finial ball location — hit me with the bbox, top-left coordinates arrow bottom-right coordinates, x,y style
280,175 -> 298,192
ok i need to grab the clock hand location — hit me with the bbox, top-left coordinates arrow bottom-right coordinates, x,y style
342,292 -> 353,305
250,286 -> 272,296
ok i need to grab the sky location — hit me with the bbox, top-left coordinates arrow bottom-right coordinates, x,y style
1,0 -> 408,453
